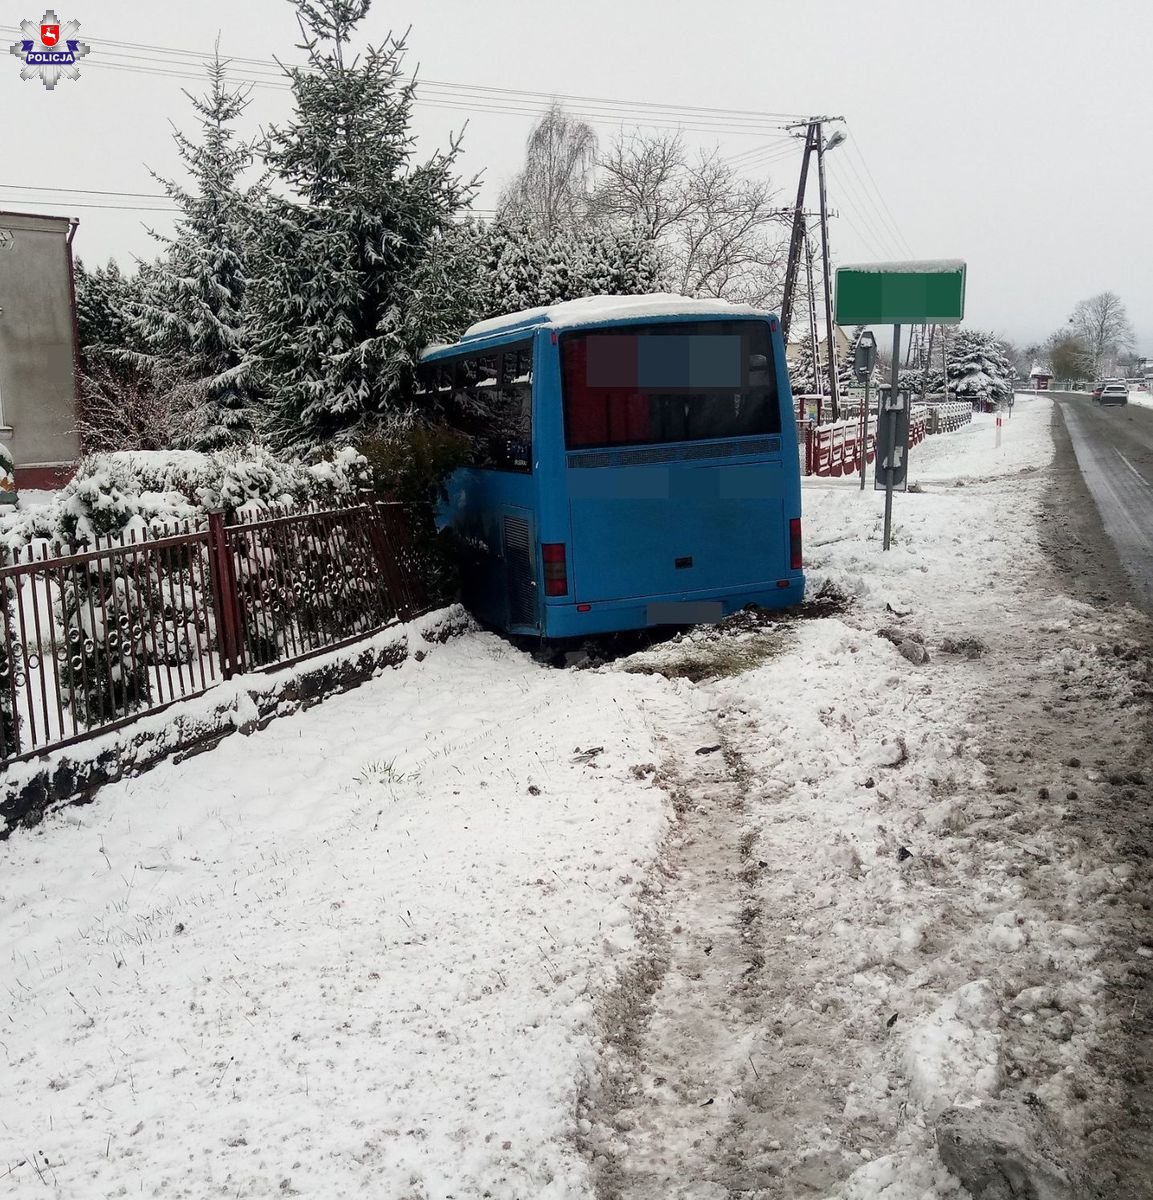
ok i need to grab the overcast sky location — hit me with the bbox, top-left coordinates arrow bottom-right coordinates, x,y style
3,0 -> 1150,355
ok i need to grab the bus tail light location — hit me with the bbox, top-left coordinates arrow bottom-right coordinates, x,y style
790,518 -> 803,570
542,543 -> 568,596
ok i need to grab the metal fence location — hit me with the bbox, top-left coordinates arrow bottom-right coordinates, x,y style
0,501 -> 428,763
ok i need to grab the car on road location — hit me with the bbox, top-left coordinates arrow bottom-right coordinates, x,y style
1098,381 -> 1129,406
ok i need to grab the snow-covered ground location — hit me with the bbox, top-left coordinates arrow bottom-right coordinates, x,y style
2,397 -> 1149,1197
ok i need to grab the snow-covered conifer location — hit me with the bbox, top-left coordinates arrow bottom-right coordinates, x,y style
128,49 -> 259,451
946,329 -> 1014,406
247,1 -> 472,450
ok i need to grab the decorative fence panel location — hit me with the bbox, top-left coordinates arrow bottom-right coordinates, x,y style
0,501 -> 427,764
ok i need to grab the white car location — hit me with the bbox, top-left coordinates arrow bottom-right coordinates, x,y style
1097,381 -> 1129,407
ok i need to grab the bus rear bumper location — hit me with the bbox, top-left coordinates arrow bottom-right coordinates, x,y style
541,576 -> 805,638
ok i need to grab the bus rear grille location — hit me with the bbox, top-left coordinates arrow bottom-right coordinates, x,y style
503,515 -> 536,627
567,437 -> 781,469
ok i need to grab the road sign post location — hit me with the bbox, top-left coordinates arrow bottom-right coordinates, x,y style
835,260 -> 967,550
859,375 -> 870,491
876,327 -> 911,550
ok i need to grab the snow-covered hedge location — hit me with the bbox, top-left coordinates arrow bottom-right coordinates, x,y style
0,445 -> 370,550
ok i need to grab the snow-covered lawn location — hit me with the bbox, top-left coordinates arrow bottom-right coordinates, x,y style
2,396 -> 1148,1197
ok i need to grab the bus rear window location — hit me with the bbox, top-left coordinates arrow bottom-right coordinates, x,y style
560,321 -> 779,450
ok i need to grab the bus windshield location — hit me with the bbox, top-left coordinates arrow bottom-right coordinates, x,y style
560,320 -> 779,450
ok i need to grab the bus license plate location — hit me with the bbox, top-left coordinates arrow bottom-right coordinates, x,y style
647,601 -> 724,625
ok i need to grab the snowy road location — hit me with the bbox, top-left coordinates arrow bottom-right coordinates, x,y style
1051,392 -> 1153,611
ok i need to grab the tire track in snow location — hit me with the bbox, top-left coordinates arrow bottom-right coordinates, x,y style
582,708 -> 781,1200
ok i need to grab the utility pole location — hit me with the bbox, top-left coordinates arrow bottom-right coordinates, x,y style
779,122 -> 820,347
920,323 -> 936,402
815,125 -> 841,421
803,222 -> 821,410
941,326 -> 950,401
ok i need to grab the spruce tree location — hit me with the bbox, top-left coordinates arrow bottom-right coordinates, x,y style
247,0 -> 472,450
947,329 -> 1014,406
130,49 -> 258,451
788,340 -> 820,394
478,216 -> 658,322
75,259 -> 138,364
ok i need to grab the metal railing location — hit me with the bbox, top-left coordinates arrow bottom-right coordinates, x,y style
0,501 -> 427,763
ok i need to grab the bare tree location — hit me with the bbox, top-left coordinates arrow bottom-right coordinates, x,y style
592,131 -> 785,306
499,102 -> 598,236
1070,291 -> 1133,376
1044,329 -> 1092,382
77,360 -> 179,453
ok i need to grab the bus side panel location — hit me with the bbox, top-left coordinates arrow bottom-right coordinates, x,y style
529,327 -> 573,612
441,469 -> 540,634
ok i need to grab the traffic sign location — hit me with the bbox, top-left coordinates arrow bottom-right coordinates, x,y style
853,331 -> 877,381
834,260 -> 966,326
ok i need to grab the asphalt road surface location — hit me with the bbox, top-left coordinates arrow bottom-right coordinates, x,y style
1050,392 -> 1153,612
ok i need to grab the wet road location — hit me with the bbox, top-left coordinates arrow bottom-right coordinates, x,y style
1051,392 -> 1153,611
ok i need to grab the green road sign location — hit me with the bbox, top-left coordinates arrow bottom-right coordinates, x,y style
835,259 -> 966,325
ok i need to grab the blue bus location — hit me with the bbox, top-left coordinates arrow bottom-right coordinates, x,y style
420,295 -> 804,639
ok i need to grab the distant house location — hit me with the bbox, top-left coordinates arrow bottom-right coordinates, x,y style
785,323 -> 852,372
0,211 -> 82,489
1028,363 -> 1053,390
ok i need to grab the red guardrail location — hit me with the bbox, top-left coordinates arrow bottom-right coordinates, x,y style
803,410 -> 929,478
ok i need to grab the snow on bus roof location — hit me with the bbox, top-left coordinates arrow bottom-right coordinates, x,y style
461,293 -> 766,341
837,259 -> 965,274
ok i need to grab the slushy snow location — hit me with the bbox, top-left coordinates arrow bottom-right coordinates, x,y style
1,397 -> 1145,1197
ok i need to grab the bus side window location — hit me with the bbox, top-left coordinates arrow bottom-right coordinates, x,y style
442,346 -> 532,472
471,345 -> 531,472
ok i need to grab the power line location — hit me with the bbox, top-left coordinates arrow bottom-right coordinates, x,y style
825,158 -> 899,259
841,125 -> 915,257
69,55 -> 801,139
0,23 -> 809,131
0,183 -> 167,199
0,197 -> 177,212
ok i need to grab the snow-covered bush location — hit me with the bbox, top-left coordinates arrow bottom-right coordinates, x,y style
0,445 -> 368,551
357,426 -> 472,606
0,445 -> 371,737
